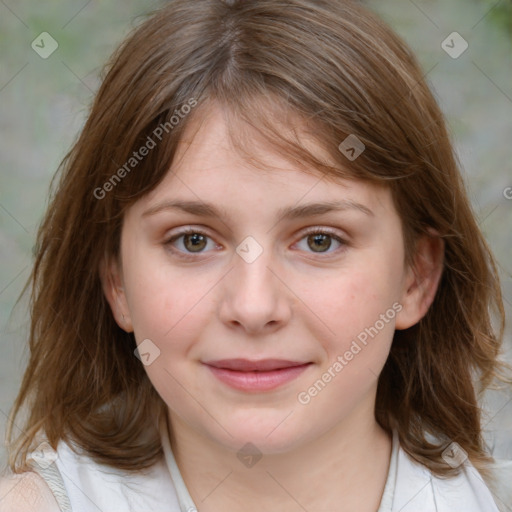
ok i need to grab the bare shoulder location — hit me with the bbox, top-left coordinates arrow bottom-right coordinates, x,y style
0,471 -> 61,512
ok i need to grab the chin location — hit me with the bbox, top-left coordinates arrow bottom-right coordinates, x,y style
210,413 -> 310,456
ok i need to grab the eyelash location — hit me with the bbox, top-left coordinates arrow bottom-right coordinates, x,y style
164,226 -> 348,261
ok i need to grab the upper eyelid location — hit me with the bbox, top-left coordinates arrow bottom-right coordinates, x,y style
166,225 -> 347,242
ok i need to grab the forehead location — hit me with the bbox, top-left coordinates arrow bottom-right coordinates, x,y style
132,102 -> 394,219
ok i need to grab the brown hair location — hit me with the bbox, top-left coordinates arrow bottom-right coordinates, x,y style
5,0 -> 510,481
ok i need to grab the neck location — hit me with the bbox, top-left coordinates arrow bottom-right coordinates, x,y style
167,402 -> 392,512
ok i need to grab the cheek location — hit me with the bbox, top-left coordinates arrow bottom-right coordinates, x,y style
130,281 -> 213,347
123,260 -> 215,411
295,269 -> 397,421
297,257 -> 401,384
121,241 -> 214,338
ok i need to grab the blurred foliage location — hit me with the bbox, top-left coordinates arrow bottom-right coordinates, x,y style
484,0 -> 512,34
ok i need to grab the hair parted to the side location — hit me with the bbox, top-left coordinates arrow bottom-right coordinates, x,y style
5,0 -> 511,481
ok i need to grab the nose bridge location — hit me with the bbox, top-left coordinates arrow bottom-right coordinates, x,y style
233,234 -> 278,299
219,234 -> 289,333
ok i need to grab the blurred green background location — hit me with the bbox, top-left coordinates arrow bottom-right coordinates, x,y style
1,0 -> 511,471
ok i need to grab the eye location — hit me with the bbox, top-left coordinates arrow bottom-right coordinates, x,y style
164,228 -> 217,259
294,228 -> 346,255
164,226 -> 347,260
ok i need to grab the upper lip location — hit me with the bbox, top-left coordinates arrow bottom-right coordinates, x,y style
203,359 -> 310,372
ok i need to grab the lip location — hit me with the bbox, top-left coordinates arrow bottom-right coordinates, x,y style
204,358 -> 309,372
203,359 -> 312,392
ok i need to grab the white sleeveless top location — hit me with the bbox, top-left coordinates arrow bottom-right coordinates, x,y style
24,416 -> 508,512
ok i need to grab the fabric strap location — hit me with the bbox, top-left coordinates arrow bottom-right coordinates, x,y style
27,459 -> 73,512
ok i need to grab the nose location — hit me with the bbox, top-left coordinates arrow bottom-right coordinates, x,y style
218,242 -> 292,336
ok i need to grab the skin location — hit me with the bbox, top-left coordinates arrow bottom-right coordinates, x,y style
0,472 -> 61,512
102,103 -> 444,512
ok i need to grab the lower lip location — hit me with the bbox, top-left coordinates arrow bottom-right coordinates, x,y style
204,363 -> 312,392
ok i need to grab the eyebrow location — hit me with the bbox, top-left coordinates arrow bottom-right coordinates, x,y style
142,198 -> 374,220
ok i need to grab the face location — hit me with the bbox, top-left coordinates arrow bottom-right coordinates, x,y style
103,103 -> 439,454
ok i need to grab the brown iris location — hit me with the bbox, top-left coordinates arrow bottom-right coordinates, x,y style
183,233 -> 207,252
307,233 -> 332,252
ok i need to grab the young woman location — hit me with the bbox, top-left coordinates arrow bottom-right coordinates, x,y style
1,0 -> 510,510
